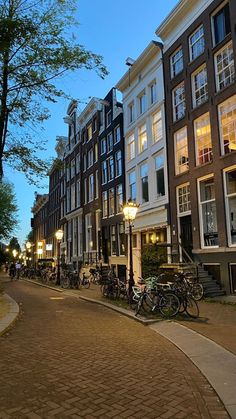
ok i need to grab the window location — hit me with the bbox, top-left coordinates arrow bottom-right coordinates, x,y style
172,82 -> 185,121
128,102 -> 134,124
101,138 -> 106,155
152,110 -> 162,143
88,174 -> 94,202
114,125 -> 121,144
155,153 -> 165,197
127,133 -> 135,161
111,225 -> 117,255
139,92 -> 146,114
84,178 -> 87,204
95,170 -> 99,199
170,47 -> 183,78
101,160 -> 107,184
66,188 -> 70,213
107,157 -> 114,182
218,95 -> 236,154
212,2 -> 231,45
174,127 -> 189,174
116,184 -> 123,213
87,124 -> 92,141
107,132 -> 113,153
118,223 -> 125,255
189,25 -> 205,61
85,213 -> 93,252
106,110 -> 112,127
150,81 -> 157,104
83,154 -> 86,172
66,165 -> 70,182
192,65 -> 208,108
71,183 -> 75,211
215,42 -> 235,92
109,188 -> 115,216
177,184 -> 191,214
102,191 -> 108,218
87,148 -> 93,168
71,159 -> 75,178
224,168 -> 236,245
129,171 -> 136,201
138,124 -> 147,153
76,180 -> 80,207
194,113 -> 212,165
115,150 -> 122,177
93,118 -> 97,132
140,163 -> 149,203
94,143 -> 98,162
76,153 -> 80,174
199,176 -> 218,247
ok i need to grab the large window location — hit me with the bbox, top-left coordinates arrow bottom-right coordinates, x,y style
95,170 -> 99,199
150,81 -> 157,105
194,113 -> 212,165
212,2 -> 231,45
177,184 -> 191,215
152,110 -> 162,143
101,160 -> 107,184
111,225 -> 117,255
101,138 -> 106,155
88,174 -> 94,202
127,133 -> 135,161
107,157 -> 114,182
76,180 -> 81,207
139,92 -> 146,115
118,223 -> 126,255
199,176 -> 218,247
224,168 -> 236,245
128,102 -> 134,124
129,171 -> 136,201
115,150 -> 122,177
170,47 -> 183,78
87,148 -> 93,168
155,153 -> 165,197
138,124 -> 147,153
192,65 -> 208,108
107,132 -> 113,153
102,191 -> 108,218
218,95 -> 236,154
189,25 -> 205,61
140,163 -> 149,203
172,82 -> 185,121
114,125 -> 121,144
215,42 -> 235,91
174,127 -> 189,174
116,184 -> 123,213
87,124 -> 92,141
106,110 -> 112,127
109,188 -> 115,216
71,183 -> 75,211
85,213 -> 93,252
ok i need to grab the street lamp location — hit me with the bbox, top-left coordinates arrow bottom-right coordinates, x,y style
55,229 -> 63,285
123,200 -> 139,301
12,249 -> 18,259
26,242 -> 32,266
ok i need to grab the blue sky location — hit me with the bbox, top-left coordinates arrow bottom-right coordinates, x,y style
5,0 -> 178,246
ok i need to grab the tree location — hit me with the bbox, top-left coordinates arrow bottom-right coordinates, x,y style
0,181 -> 18,240
0,0 -> 108,183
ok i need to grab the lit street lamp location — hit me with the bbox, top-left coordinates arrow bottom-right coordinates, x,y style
55,229 -> 64,285
12,249 -> 18,259
123,200 -> 139,302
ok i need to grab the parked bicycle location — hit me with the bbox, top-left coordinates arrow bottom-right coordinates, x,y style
134,284 -> 180,318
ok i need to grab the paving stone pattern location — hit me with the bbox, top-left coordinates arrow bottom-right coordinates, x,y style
0,281 -> 229,418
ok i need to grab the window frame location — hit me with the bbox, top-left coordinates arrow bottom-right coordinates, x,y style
214,41 -> 235,92
198,174 -> 219,248
191,64 -> 208,108
194,112 -> 212,166
170,46 -> 183,79
172,82 -> 186,122
223,166 -> 236,247
189,25 -> 205,62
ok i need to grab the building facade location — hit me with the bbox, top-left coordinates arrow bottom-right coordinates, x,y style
31,193 -> 48,265
156,0 -> 236,293
116,41 -> 169,280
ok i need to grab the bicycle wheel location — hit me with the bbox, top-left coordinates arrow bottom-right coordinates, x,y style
135,296 -> 144,315
61,276 -> 70,289
142,293 -> 155,313
83,278 -> 90,289
185,297 -> 199,318
159,293 -> 180,318
191,283 -> 204,301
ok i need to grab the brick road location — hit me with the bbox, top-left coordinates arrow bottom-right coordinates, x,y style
0,280 -> 229,418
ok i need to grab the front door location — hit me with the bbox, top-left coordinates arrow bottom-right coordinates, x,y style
179,215 -> 193,258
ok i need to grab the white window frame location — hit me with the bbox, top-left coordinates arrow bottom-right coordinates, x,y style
116,184 -> 123,214
189,25 -> 205,62
128,102 -> 134,124
129,171 -> 136,202
107,132 -> 113,153
102,191 -> 108,218
115,150 -> 122,177
101,160 -> 107,185
170,46 -> 183,78
176,183 -> 191,217
218,94 -> 236,155
109,188 -> 115,216
155,152 -> 165,198
172,82 -> 186,122
95,170 -> 99,199
223,165 -> 236,247
107,156 -> 114,182
127,133 -> 135,161
101,138 -> 106,155
194,112 -> 212,166
174,127 -> 189,175
214,41 -> 235,92
138,123 -> 147,153
150,80 -> 157,105
88,174 -> 94,203
138,91 -> 146,115
87,148 -> 93,168
192,64 -> 208,108
106,110 -> 112,127
114,125 -> 121,144
198,174 -> 219,249
152,110 -> 163,143
111,225 -> 117,255
140,162 -> 149,204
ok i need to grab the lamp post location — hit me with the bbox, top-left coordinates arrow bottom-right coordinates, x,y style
123,200 -> 139,301
55,229 -> 63,285
26,242 -> 32,266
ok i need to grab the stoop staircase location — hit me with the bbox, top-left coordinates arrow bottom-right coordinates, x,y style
197,265 -> 225,297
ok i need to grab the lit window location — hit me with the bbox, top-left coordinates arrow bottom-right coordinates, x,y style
94,143 -> 98,162
174,127 -> 189,174
172,82 -> 185,121
212,2 -> 231,45
215,41 -> 235,92
218,95 -> 236,154
224,168 -> 236,245
127,133 -> 135,161
155,153 -> 165,197
88,174 -> 94,202
177,184 -> 191,214
170,47 -> 183,78
116,184 -> 123,213
109,188 -> 115,216
129,171 -> 136,201
138,124 -> 147,153
102,191 -> 108,218
199,176 -> 218,247
152,110 -> 162,142
189,25 -> 205,61
140,163 -> 149,203
194,113 -> 212,165
192,65 -> 208,108
87,124 -> 92,141
111,225 -> 117,255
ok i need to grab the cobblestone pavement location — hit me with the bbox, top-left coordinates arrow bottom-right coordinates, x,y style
0,280 -> 229,418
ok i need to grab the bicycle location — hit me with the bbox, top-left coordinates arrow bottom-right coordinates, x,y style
134,285 -> 180,318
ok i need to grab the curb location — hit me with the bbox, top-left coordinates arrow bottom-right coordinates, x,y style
22,278 -> 64,293
0,293 -> 20,336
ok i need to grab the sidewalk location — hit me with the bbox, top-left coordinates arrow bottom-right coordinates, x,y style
1,273 -> 236,418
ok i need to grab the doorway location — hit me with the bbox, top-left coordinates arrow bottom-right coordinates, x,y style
179,215 -> 193,258
230,264 -> 236,294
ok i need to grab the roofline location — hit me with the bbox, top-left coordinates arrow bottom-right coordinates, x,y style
155,0 -> 188,37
